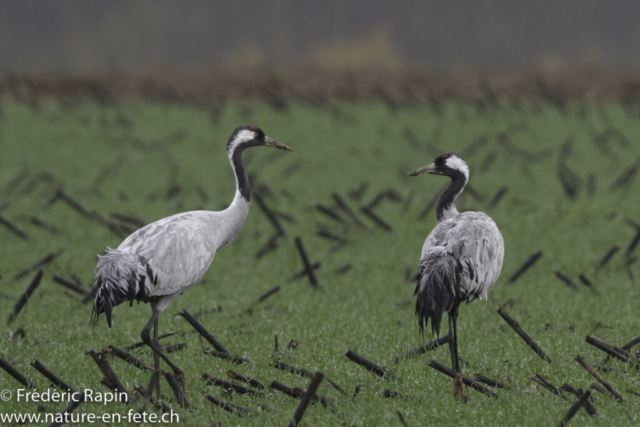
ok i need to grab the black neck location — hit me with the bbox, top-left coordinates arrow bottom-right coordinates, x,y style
231,146 -> 250,202
436,171 -> 467,222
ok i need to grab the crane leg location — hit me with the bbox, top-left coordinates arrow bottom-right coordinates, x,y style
448,305 -> 464,401
141,310 -> 187,395
448,309 -> 460,373
153,316 -> 160,399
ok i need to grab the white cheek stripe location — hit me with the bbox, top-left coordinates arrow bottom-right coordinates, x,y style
446,157 -> 469,179
228,129 -> 256,154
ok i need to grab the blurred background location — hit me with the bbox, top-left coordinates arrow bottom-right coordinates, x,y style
3,0 -> 640,70
2,0 -> 640,102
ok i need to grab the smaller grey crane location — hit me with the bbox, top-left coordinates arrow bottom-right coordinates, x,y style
92,126 -> 292,392
407,152 -> 504,399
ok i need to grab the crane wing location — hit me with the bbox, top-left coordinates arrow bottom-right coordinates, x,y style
120,212 -> 220,296
420,211 -> 504,301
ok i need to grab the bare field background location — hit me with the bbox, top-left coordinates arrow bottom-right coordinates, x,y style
4,68 -> 640,105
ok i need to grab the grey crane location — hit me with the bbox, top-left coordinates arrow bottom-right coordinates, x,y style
407,152 -> 504,399
92,126 -> 292,390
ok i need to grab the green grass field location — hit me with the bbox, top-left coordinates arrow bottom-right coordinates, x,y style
1,101 -> 639,426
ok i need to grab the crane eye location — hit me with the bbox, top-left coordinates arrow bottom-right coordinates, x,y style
254,132 -> 259,138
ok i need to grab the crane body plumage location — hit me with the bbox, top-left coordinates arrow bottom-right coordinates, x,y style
417,212 -> 504,335
91,126 -> 292,394
408,152 -> 504,399
94,202 -> 248,323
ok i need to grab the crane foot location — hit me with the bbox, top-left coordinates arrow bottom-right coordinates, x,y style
453,372 -> 465,402
175,372 -> 187,397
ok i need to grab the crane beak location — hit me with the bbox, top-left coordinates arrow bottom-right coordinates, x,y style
264,136 -> 293,151
406,163 -> 437,176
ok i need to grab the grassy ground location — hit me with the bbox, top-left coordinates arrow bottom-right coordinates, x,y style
0,101 -> 639,426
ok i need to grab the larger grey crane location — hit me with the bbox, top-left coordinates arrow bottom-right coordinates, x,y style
407,152 -> 504,399
92,126 -> 292,390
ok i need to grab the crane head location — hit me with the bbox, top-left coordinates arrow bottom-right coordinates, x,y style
406,152 -> 469,180
227,126 -> 293,155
